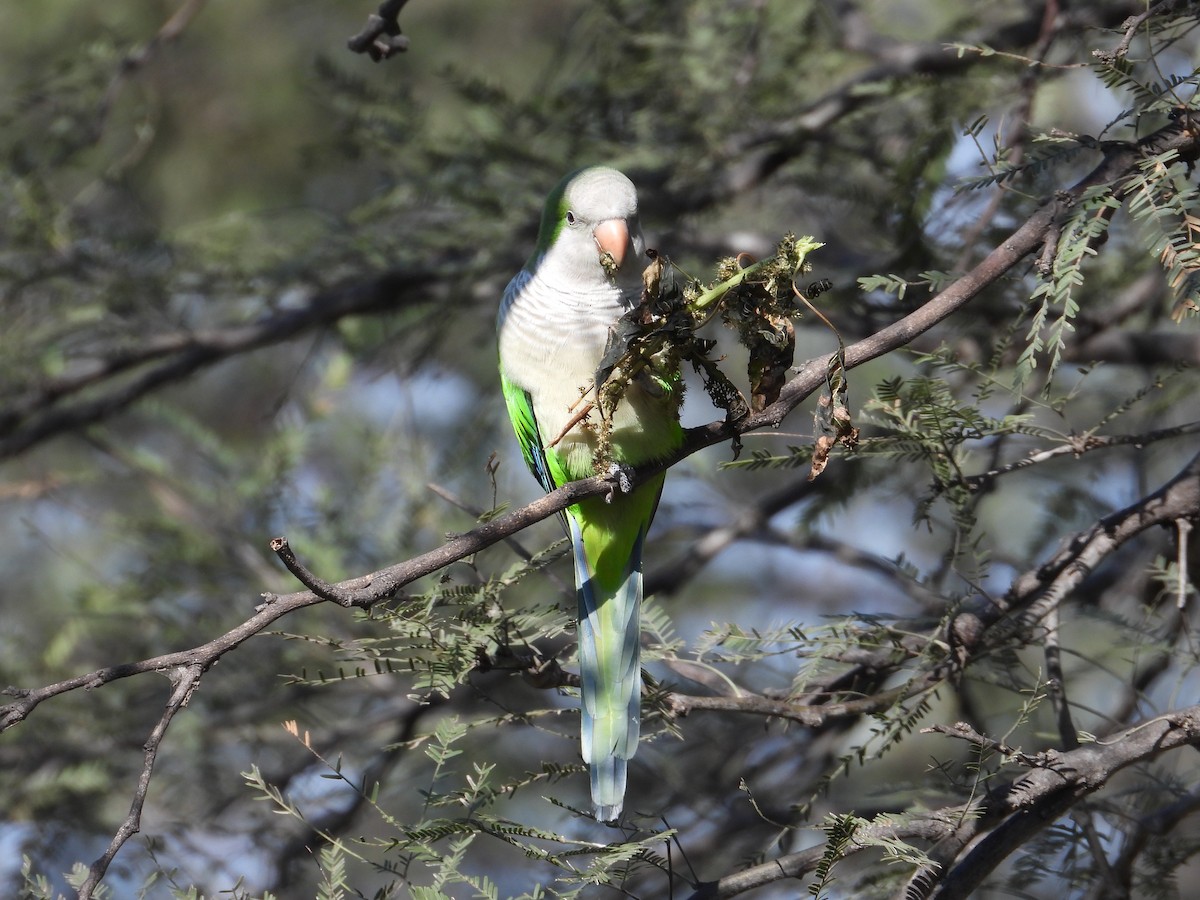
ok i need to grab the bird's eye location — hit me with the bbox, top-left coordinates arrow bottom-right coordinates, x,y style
565,210 -> 577,226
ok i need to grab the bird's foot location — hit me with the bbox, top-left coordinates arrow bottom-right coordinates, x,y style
602,462 -> 635,501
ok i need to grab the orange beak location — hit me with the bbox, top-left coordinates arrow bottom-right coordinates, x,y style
593,218 -> 631,269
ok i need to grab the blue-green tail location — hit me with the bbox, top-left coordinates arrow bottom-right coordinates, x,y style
570,515 -> 644,822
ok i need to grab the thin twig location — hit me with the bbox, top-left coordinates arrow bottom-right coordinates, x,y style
77,664 -> 204,899
1100,0 -> 1184,63
962,421 -> 1200,493
1176,517 -> 1194,608
1042,603 -> 1080,750
921,721 -> 1043,767
97,0 -> 209,134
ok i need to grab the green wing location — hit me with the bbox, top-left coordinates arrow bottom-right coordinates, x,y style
501,372 -> 565,495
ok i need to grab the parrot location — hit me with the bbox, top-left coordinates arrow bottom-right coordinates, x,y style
497,166 -> 683,821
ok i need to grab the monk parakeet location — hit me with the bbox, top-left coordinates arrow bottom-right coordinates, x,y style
497,166 -> 683,821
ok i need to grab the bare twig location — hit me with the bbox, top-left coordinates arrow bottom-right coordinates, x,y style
647,475 -> 943,609
962,421 -> 1200,493
477,644 -> 580,690
664,685 -> 912,728
1088,786 -> 1200,899
921,721 -> 1043,767
544,396 -> 596,450
645,476 -> 816,597
78,664 -> 204,900
659,448 -> 1200,748
1176,516 -> 1194,608
426,481 -> 572,596
97,0 -> 210,134
952,0 -> 1063,274
1042,604 -> 1080,750
1065,328 -> 1200,365
1097,0 -> 1186,64
669,2 -> 1145,216
263,702 -> 437,897
917,705 -> 1200,900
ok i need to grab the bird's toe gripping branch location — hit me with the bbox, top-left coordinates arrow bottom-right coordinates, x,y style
603,462 -> 636,501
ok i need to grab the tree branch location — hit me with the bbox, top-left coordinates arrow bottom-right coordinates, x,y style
0,265 -> 444,461
961,420 -> 1200,493
920,706 -> 1200,900
665,1 -> 1147,214
346,0 -> 413,60
3,12 -> 1186,469
3,111 -> 1192,726
688,705 -> 1200,899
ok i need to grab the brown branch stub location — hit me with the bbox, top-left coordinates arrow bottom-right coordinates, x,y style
270,537 -> 360,608
347,0 -> 413,61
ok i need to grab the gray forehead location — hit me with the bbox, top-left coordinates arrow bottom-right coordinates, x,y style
566,167 -> 638,218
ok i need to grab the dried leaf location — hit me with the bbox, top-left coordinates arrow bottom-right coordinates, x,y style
747,314 -> 795,412
808,347 -> 858,481
692,354 -> 749,424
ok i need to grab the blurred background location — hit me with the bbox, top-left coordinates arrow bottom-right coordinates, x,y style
2,1 -> 1199,897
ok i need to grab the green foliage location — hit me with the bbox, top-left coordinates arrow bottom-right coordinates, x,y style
954,126 -> 1095,195
857,348 -> 1036,551
1021,186 -> 1121,384
808,814 -> 858,898
950,58 -> 1200,381
20,857 -> 66,900
314,841 -> 350,900
1126,148 -> 1200,316
242,736 -> 679,899
5,2 -> 1200,899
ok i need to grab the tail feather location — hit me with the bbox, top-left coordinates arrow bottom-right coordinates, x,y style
570,516 -> 644,822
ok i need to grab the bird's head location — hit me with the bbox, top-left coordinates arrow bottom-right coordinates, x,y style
532,166 -> 646,285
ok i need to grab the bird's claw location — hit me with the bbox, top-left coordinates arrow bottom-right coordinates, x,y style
603,462 -> 635,501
